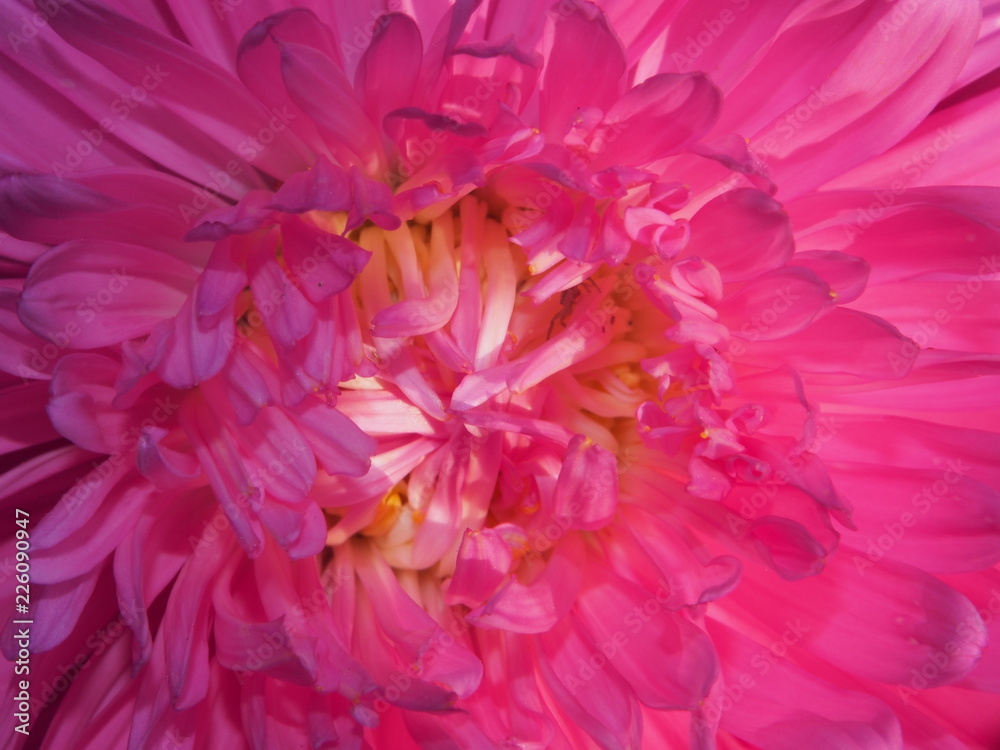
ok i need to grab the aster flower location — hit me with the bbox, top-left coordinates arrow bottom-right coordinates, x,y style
2,0 -> 1000,748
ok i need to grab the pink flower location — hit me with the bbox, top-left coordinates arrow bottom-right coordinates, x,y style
2,0 -> 1000,748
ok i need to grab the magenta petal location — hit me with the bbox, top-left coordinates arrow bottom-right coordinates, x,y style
354,544 -> 484,703
575,563 -> 718,710
282,217 -> 372,302
355,14 -> 423,131
746,0 -> 980,198
269,155 -> 353,214
142,290 -> 236,389
185,190 -> 277,242
32,480 -> 151,585
707,619 -> 903,750
535,614 -> 643,749
180,401 -> 265,558
0,381 -> 59,453
136,427 -> 200,489
540,1 -> 625,139
162,537 -> 230,709
740,553 -> 988,687
19,241 -> 198,349
746,516 -> 831,581
742,308 -> 918,380
789,249 -> 871,304
0,170 -> 208,255
553,435 -> 618,530
288,397 -> 376,478
279,41 -> 383,173
235,9 -> 336,159
346,167 -> 400,231
835,464 -> 1000,574
247,234 -> 317,347
195,238 -> 247,318
214,608 -> 314,686
46,353 -> 127,454
683,188 -> 794,282
469,532 -> 584,633
717,267 -> 834,341
447,527 -> 514,608
46,2 -> 303,190
593,73 -> 721,169
30,457 -> 130,551
0,286 -> 58,380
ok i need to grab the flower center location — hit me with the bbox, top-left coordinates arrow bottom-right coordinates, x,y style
319,194 -> 672,572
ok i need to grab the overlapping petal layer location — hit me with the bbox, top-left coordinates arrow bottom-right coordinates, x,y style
1,1 -> 999,749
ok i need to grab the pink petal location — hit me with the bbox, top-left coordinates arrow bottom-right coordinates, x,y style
740,308 -> 918,380
706,619 -> 903,750
1,569 -> 100,656
834,463 -> 1000,574
540,1 -> 625,139
46,2 -> 301,191
287,397 -> 376,478
447,527 -> 514,608
19,241 -> 198,349
180,400 -> 265,558
469,532 -> 584,633
279,41 -> 383,173
535,613 -> 643,750
247,232 -> 317,347
269,155 -> 353,214
575,563 -> 718,710
355,13 -> 423,132
185,190 -> 277,242
592,72 -> 721,169
552,435 -> 618,530
683,189 -> 794,282
282,217 -> 372,302
723,0 -> 980,198
717,267 -> 834,341
738,553 -> 987,687
789,250 -> 870,304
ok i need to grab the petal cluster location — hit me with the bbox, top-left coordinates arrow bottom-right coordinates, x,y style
1,1 -> 999,749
